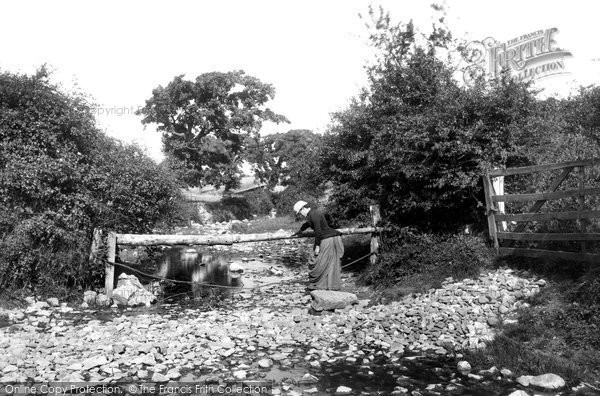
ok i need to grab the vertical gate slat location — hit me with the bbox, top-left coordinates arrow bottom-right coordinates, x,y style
482,173 -> 499,252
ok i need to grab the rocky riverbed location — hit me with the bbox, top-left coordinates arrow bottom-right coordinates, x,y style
0,228 -> 589,395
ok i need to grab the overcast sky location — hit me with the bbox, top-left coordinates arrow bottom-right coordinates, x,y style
2,0 -> 599,161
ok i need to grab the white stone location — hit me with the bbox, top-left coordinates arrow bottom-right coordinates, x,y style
528,373 -> 565,390
257,358 -> 272,368
516,375 -> 533,387
457,361 -> 471,374
310,290 -> 358,311
335,386 -> 352,394
151,372 -> 169,382
507,391 -> 529,396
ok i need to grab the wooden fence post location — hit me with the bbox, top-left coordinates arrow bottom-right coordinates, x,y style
482,173 -> 499,252
578,166 -> 587,253
492,174 -> 507,231
106,232 -> 117,298
370,205 -> 381,265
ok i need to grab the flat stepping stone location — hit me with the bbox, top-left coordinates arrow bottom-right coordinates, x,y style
310,290 -> 358,311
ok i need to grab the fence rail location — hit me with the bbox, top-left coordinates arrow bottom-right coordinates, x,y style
483,158 -> 600,263
97,205 -> 385,298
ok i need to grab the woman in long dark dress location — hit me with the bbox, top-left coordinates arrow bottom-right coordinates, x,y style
292,201 -> 344,290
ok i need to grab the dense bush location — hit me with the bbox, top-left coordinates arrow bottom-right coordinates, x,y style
361,229 -> 493,289
0,69 -> 182,295
321,13 -> 538,231
205,197 -> 253,222
321,9 -> 600,236
242,189 -> 274,217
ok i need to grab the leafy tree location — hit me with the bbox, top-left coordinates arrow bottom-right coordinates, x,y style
137,70 -> 288,189
322,8 -> 538,230
245,129 -> 328,216
246,129 -> 323,189
0,69 -> 181,293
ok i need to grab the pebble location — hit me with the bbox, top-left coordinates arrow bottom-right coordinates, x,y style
507,391 -> 529,396
151,372 -> 169,382
457,361 -> 471,375
257,358 -> 272,368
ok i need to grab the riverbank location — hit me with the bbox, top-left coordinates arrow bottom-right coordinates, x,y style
1,233 -> 594,395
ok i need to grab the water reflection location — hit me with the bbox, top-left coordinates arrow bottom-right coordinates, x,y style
156,247 -> 242,298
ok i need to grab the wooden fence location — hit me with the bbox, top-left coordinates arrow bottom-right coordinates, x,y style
483,158 -> 600,263
101,205 -> 384,297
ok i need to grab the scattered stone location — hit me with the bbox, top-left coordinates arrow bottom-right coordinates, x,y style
95,294 -> 111,307
335,386 -> 352,394
257,358 -> 272,368
516,375 -> 533,387
500,368 -> 513,377
457,361 -> 471,375
487,317 -> 500,327
46,298 -> 59,307
112,274 -> 157,307
232,370 -> 246,380
507,391 -> 529,396
528,373 -> 565,390
83,291 -> 97,305
151,372 -> 169,382
300,374 -> 319,384
82,355 -> 109,370
310,290 -> 358,311
479,366 -> 498,377
0,253 -> 546,393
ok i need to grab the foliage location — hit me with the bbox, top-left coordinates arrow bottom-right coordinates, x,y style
0,69 -> 181,294
205,197 -> 252,222
137,70 -> 288,189
241,189 -> 274,217
322,7 -> 540,231
361,229 -> 492,290
246,129 -> 325,190
203,189 -> 275,222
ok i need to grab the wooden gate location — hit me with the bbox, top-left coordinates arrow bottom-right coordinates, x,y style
482,158 -> 600,263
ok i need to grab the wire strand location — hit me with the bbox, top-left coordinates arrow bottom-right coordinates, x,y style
104,250 -> 376,291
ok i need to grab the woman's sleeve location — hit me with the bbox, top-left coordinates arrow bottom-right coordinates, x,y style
312,212 -> 324,246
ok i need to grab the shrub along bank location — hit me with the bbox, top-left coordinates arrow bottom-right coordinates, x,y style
0,69 -> 186,298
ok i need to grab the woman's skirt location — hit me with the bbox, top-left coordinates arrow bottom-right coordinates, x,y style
307,235 -> 344,290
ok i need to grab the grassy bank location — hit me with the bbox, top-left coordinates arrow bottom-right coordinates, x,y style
463,270 -> 600,386
350,228 -> 600,387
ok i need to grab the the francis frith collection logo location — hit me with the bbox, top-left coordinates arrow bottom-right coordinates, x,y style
462,28 -> 572,85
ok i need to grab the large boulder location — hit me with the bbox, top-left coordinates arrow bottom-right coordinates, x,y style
112,274 -> 157,307
310,290 -> 358,311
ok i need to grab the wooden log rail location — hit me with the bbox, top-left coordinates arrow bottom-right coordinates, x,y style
114,227 -> 386,246
102,205 -> 387,298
